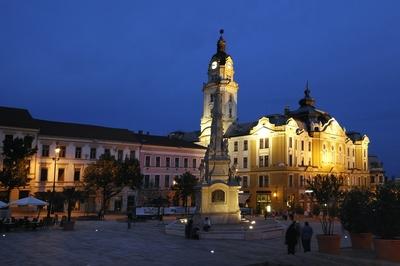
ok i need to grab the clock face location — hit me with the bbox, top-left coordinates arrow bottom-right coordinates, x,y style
211,61 -> 218,69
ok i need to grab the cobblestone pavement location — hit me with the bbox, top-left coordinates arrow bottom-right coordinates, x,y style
0,218 -> 397,266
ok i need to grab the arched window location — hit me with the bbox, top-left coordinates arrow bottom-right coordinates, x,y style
212,190 -> 225,203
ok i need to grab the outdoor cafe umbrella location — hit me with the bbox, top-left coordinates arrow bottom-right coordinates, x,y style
9,196 -> 48,219
0,200 -> 7,208
9,196 -> 48,206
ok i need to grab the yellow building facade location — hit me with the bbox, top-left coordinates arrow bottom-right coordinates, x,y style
199,33 -> 374,214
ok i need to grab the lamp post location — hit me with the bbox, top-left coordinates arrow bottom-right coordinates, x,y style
47,146 -> 60,218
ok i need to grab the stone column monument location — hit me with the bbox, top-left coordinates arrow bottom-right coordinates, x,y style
195,88 -> 241,224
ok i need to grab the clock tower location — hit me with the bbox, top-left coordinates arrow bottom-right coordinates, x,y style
199,30 -> 239,146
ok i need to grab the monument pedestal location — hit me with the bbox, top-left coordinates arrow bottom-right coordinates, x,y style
195,181 -> 241,224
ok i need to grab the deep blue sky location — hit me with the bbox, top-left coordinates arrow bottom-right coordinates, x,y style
1,1 -> 399,177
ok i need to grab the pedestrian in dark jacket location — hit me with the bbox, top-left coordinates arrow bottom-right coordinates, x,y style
285,221 -> 298,255
301,221 -> 313,252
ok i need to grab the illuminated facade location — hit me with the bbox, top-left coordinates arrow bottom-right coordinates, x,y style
0,107 -> 205,212
198,33 -> 379,214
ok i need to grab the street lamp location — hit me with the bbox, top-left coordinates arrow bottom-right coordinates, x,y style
47,146 -> 60,218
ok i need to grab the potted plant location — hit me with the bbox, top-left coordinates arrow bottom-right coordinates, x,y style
307,174 -> 342,255
371,182 -> 400,263
339,188 -> 373,249
62,187 -> 85,231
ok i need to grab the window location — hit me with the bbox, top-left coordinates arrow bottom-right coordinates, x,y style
154,175 -> 160,188
229,107 -> 232,118
259,139 -> 264,149
347,148 -> 350,156
58,168 -> 65,182
301,157 -> 304,166
145,156 -> 151,167
265,138 -> 269,149
117,150 -> 123,161
210,94 -> 214,102
301,141 -> 304,151
42,145 -> 50,157
233,157 -> 238,165
300,175 -> 305,187
156,157 -> 161,167
59,146 -> 66,158
130,150 -> 135,159
192,158 -> 197,169
75,147 -> 82,159
40,167 -> 48,181
175,158 -> 179,168
309,142 -> 311,152
289,137 -> 293,148
104,149 -> 111,156
19,190 -> 29,199
90,148 -> 96,159
289,175 -> 293,187
364,150 -> 366,158
289,155 -> 293,166
164,175 -> 170,188
234,141 -> 238,152
258,176 -> 269,187
243,157 -> 248,168
264,155 -> 269,167
242,176 -> 248,188
184,158 -> 188,168
370,176 -> 375,183
259,156 -> 264,167
243,140 -> 248,151
211,190 -> 225,202
74,169 -> 81,181
144,175 -> 150,188
166,157 -> 171,168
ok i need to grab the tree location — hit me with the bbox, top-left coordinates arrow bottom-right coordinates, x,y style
339,188 -> 373,234
172,172 -> 197,213
0,136 -> 37,201
307,174 -> 343,235
62,187 -> 86,222
83,154 -> 142,218
371,182 -> 400,239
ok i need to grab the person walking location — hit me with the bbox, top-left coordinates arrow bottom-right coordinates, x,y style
285,220 -> 298,255
301,221 -> 313,252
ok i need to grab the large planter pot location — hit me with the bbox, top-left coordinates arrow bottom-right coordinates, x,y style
316,234 -> 341,255
374,238 -> 400,263
350,233 -> 372,250
63,221 -> 75,231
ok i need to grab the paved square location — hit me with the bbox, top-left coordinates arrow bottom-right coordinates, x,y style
0,219 -> 396,266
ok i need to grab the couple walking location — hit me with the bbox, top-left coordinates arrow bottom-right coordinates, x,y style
285,215 -> 313,255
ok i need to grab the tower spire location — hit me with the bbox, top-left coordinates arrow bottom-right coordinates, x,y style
217,29 -> 226,53
299,80 -> 315,107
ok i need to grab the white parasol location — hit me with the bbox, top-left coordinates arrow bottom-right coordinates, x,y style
9,196 -> 48,206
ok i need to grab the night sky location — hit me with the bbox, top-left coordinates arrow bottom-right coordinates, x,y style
1,1 -> 399,177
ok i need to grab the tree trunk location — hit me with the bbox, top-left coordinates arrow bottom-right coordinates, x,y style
67,199 -> 72,222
